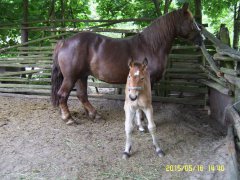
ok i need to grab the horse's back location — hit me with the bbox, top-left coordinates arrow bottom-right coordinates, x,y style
56,32 -> 133,83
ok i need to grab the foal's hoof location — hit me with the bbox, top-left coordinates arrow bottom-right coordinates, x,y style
66,119 -> 75,125
138,127 -> 145,133
157,149 -> 165,157
122,152 -> 130,160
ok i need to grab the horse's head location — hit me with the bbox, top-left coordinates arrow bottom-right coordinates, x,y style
177,3 -> 203,46
127,58 -> 148,101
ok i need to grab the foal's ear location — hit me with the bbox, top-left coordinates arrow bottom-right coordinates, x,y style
142,58 -> 148,69
128,58 -> 134,68
182,2 -> 189,12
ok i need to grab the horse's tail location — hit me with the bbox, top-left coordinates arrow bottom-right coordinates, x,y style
51,40 -> 64,107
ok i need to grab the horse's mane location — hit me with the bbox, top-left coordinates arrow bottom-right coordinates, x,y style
141,9 -> 183,51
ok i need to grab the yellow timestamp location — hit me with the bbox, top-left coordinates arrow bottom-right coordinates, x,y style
165,164 -> 225,172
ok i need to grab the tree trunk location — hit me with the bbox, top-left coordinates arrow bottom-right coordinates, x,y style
48,0 -> 55,20
164,0 -> 172,14
60,0 -> 66,27
21,0 -> 28,44
194,0 -> 202,24
233,3 -> 240,50
20,0 -> 29,77
151,0 -> 162,16
69,7 -> 76,28
48,0 -> 56,38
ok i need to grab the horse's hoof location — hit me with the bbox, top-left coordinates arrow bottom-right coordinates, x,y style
91,113 -> 104,122
95,113 -> 102,120
66,119 -> 75,125
157,149 -> 165,157
139,127 -> 145,132
90,113 -> 100,119
122,152 -> 130,160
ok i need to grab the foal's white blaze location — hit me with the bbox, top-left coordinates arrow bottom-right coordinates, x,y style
134,70 -> 140,76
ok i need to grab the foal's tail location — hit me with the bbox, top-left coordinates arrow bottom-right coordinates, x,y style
51,40 -> 64,107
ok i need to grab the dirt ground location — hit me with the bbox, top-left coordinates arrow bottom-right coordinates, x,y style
0,95 -> 231,179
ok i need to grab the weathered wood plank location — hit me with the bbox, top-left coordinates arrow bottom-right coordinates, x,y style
164,84 -> 207,93
165,73 -> 206,79
199,79 -> 232,95
0,84 -> 50,89
224,74 -> 240,88
17,46 -> 54,50
220,67 -> 239,76
0,78 -> 51,83
0,32 -> 71,53
0,60 -> 52,64
169,54 -> 202,60
6,51 -> 53,55
0,57 -> 51,61
213,53 -> 235,61
202,27 -> 240,60
0,69 -> 43,77
0,88 -> 51,94
200,44 -> 221,75
199,65 -> 227,87
225,125 -> 240,180
0,64 -> 51,68
171,45 -> 199,50
166,68 -> 202,73
88,82 -> 125,89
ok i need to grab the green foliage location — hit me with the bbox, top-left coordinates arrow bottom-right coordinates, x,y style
0,0 -> 238,48
95,0 -> 158,19
0,0 -> 91,48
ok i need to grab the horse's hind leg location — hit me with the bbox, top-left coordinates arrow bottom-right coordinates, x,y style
144,106 -> 165,157
75,77 -> 101,120
58,78 -> 75,125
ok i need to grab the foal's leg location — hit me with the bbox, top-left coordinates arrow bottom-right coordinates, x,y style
75,77 -> 101,120
143,106 -> 165,157
123,107 -> 135,159
58,78 -> 75,125
136,109 -> 145,132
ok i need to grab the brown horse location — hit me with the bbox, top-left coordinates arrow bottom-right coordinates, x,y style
51,3 -> 203,124
123,58 -> 164,159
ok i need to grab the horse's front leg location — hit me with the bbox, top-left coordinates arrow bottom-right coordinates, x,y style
143,106 -> 165,157
75,77 -> 101,121
123,107 -> 135,159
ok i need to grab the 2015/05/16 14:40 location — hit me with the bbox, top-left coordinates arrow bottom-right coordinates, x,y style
165,164 -> 225,172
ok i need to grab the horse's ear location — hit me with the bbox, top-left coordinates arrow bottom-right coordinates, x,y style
142,58 -> 148,69
128,58 -> 134,68
182,2 -> 189,12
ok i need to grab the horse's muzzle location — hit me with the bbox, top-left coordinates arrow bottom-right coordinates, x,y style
129,94 -> 138,101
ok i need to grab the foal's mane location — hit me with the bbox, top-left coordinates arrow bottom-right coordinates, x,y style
141,9 -> 184,51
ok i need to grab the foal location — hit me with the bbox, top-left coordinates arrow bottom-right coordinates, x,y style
123,58 -> 164,159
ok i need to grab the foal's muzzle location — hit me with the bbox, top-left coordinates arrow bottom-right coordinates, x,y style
129,94 -> 138,101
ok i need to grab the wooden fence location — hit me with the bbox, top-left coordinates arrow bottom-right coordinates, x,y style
0,28 -> 208,106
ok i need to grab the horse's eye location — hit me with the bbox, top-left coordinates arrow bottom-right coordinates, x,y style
128,75 -> 131,79
141,77 -> 144,81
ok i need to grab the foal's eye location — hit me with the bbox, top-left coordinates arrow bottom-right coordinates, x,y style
128,75 -> 131,79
